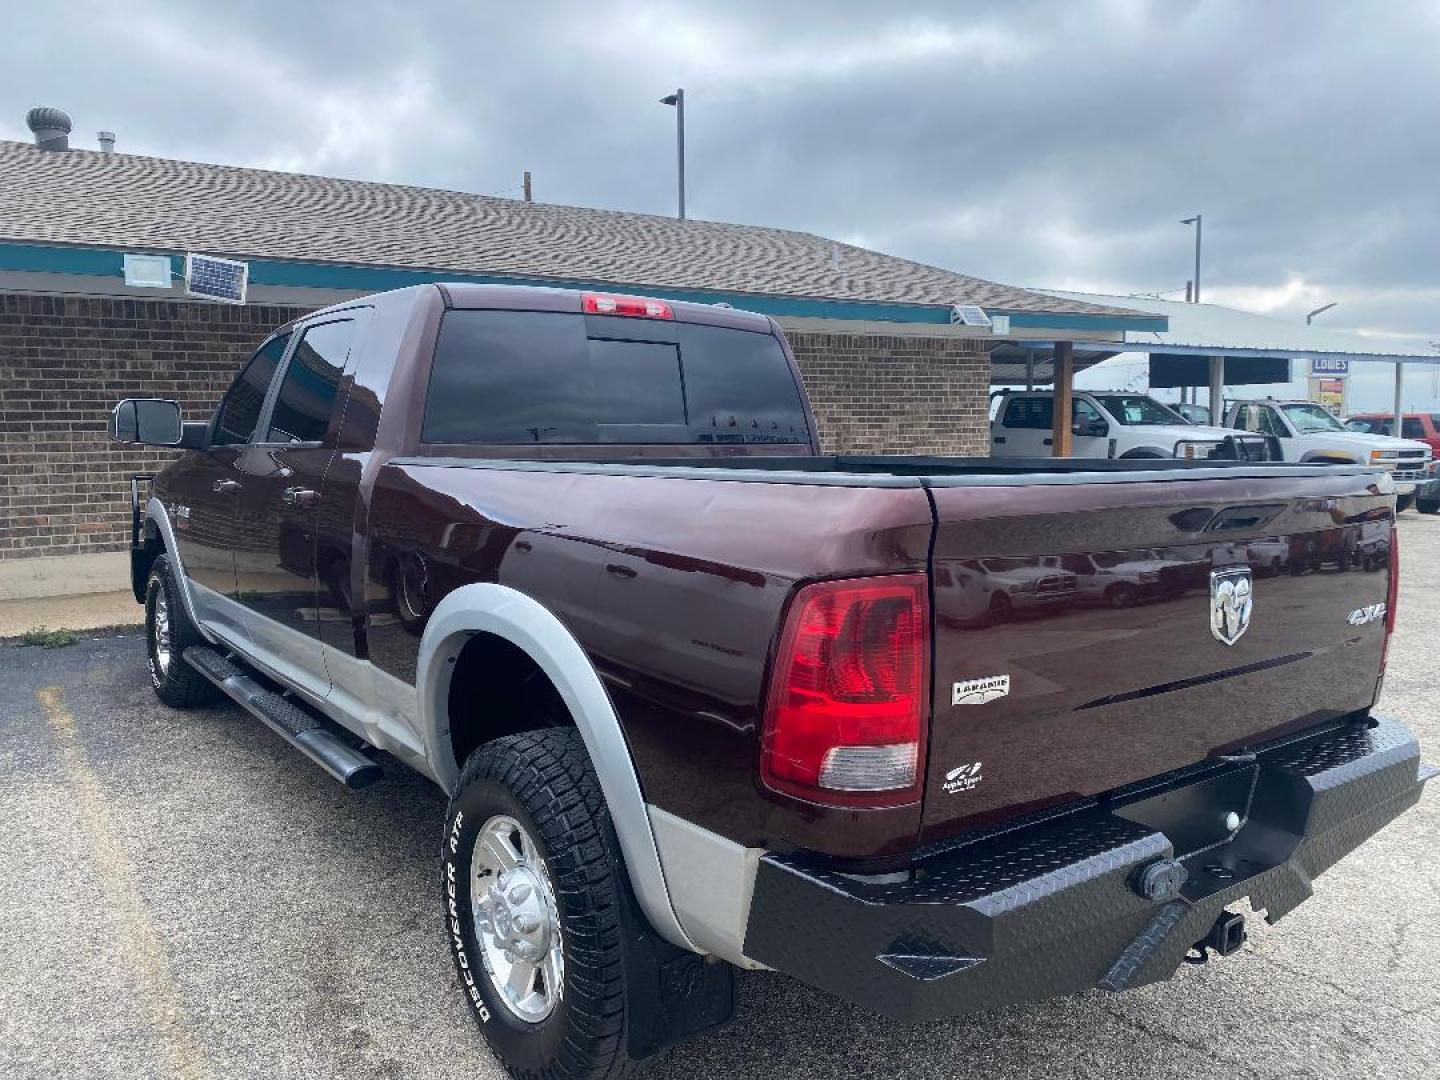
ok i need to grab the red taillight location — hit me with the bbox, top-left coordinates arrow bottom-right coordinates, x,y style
761,574 -> 930,807
582,292 -> 673,320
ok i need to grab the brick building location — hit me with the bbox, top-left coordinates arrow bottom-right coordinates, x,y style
0,128 -> 1157,597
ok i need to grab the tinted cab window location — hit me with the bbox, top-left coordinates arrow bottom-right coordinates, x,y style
213,333 -> 289,445
422,311 -> 810,445
1001,397 -> 1053,429
999,397 -> 1096,428
267,319 -> 355,444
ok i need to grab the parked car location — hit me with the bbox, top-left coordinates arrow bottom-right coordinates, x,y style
991,390 -> 1275,460
1057,549 -> 1179,607
1346,413 -> 1440,513
1345,411 -> 1440,455
1226,399 -> 1432,511
1244,537 -> 1291,577
110,284 -> 1432,1078
939,555 -> 1077,625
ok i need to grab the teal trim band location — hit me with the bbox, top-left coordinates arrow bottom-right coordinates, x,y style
0,241 -> 1165,332
1000,310 -> 1168,333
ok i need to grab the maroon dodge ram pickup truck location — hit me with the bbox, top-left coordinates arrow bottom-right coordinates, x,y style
111,283 -> 1433,1079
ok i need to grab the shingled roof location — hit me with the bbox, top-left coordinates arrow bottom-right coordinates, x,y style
0,140 -> 1140,318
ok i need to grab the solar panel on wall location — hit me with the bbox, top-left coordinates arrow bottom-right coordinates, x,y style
185,253 -> 249,304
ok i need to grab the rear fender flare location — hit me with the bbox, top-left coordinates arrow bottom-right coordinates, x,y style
416,583 -> 697,952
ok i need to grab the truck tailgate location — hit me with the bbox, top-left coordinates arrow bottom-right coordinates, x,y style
922,469 -> 1394,846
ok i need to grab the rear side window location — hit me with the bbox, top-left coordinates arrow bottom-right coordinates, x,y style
1402,418 -> 1425,440
266,319 -> 355,443
1001,397 -> 1053,429
422,310 -> 810,445
213,333 -> 290,445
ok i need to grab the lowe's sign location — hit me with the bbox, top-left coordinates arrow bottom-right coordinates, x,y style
1310,357 -> 1350,376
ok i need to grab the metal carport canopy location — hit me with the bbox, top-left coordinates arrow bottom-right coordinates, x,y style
1034,290 -> 1440,426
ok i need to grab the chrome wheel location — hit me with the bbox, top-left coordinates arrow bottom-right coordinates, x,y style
152,589 -> 173,675
470,815 -> 564,1023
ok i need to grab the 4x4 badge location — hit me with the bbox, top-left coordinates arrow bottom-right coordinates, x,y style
1210,567 -> 1253,646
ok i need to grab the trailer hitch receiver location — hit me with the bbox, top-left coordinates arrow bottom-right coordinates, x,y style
1198,910 -> 1247,958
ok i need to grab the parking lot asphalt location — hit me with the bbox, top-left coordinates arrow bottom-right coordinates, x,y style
2,514 -> 1437,1080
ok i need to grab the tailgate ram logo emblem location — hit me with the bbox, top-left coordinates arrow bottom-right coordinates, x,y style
1210,567 -> 1253,646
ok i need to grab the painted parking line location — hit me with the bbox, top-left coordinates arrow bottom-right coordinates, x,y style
36,685 -> 213,1080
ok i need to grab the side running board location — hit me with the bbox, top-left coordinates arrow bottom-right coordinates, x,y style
184,646 -> 383,789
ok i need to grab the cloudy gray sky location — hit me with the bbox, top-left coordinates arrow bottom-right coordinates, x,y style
5,0 -> 1439,408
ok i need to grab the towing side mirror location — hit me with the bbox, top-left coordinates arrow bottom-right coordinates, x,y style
111,398 -> 183,446
1072,418 -> 1109,438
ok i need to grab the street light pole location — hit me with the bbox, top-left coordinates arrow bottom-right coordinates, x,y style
1306,302 -> 1337,325
660,89 -> 686,219
1180,215 -> 1202,302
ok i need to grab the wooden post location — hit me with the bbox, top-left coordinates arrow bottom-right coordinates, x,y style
1052,341 -> 1074,457
523,171 -> 533,202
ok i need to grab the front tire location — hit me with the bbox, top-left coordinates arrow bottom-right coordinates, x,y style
145,554 -> 222,708
1105,582 -> 1138,609
1397,494 -> 1415,513
443,729 -> 634,1080
1416,498 -> 1439,515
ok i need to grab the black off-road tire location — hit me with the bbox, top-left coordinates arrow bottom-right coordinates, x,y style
145,554 -> 222,709
1396,494 -> 1415,513
443,729 -> 635,1080
1417,498 -> 1439,515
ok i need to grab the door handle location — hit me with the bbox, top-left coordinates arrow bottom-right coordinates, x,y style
212,479 -> 242,494
1043,438 -> 1054,446
282,486 -> 321,509
993,436 -> 1007,444
605,563 -> 637,579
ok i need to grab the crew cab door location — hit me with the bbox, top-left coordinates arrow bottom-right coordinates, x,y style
992,394 -> 1109,458
231,313 -> 365,697
167,331 -> 291,643
991,394 -> 1052,456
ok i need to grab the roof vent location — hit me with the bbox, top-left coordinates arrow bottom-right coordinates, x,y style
26,106 -> 71,151
98,131 -> 116,153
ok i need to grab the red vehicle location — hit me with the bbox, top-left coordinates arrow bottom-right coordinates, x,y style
1347,412 -> 1440,455
1347,413 -> 1440,513
110,284 -> 1433,1078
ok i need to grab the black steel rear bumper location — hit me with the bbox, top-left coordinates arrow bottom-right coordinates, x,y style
742,714 -> 1434,1022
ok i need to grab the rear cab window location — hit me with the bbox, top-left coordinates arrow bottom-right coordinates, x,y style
999,396 -> 1096,428
1000,397 -> 1053,429
421,310 -> 810,446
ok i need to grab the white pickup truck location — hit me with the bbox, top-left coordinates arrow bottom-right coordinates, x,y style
990,390 -> 1273,461
1225,399 -> 1432,508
